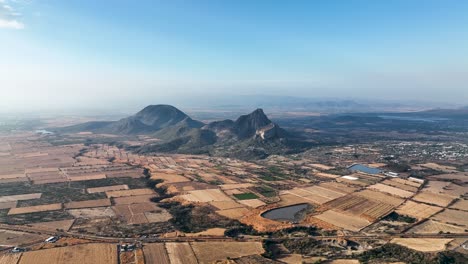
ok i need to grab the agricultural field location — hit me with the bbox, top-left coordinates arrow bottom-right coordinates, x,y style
179,189 -> 232,202
431,209 -> 468,227
395,200 -> 443,220
86,184 -> 129,193
165,242 -> 198,264
367,183 -> 414,198
0,230 -> 46,246
143,243 -> 170,264
8,203 -> 62,215
408,220 -> 466,234
190,242 -> 264,263
64,198 -> 111,209
412,191 -> 454,207
18,243 -> 118,264
450,199 -> 468,211
313,209 -> 371,231
390,238 -> 453,252
0,253 -> 22,264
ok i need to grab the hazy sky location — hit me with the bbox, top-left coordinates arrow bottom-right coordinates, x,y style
1,0 -> 468,112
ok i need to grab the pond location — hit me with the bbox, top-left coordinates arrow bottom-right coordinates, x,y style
348,164 -> 382,175
261,203 -> 309,222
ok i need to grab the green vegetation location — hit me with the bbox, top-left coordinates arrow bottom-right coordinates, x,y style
159,201 -> 238,233
384,212 -> 417,223
234,192 -> 259,200
253,185 -> 276,197
357,243 -> 468,264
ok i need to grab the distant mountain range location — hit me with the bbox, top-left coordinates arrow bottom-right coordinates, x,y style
56,105 -> 304,158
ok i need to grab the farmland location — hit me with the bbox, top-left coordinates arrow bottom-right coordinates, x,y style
0,125 -> 467,262
18,243 -> 118,264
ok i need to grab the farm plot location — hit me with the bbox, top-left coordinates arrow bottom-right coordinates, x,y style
209,201 -> 244,210
180,189 -> 232,203
112,203 -> 169,224
68,174 -> 107,182
428,173 -> 468,183
412,191 -> 454,207
143,243 -> 170,264
381,179 -> 419,192
390,238 -> 452,252
87,185 -> 129,193
431,209 -> 468,227
0,230 -> 46,247
450,199 -> 468,211
165,242 -> 198,264
150,173 -> 190,183
64,199 -> 111,209
355,189 -> 404,206
106,188 -> 154,198
216,207 -> 250,220
281,183 -> 352,205
191,242 -> 264,263
408,220 -> 466,234
113,195 -> 156,205
367,183 -> 414,198
313,210 -> 371,232
423,181 -> 466,198
396,201 -> 443,220
238,199 -> 266,208
0,193 -> 41,203
19,243 -> 118,264
0,201 -> 17,209
68,207 -> 116,219
323,192 -> 398,222
8,203 -> 62,215
220,183 -> 253,190
29,219 -> 75,232
0,253 -> 21,264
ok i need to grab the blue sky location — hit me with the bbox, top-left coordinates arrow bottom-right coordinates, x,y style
1,0 -> 468,111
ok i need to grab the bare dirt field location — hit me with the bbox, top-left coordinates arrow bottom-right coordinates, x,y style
313,210 -> 371,232
396,200 -> 443,220
431,209 -> 468,227
113,194 -> 156,205
280,182 -> 353,205
423,181 -> 466,198
18,243 -> 118,264
68,174 -> 107,182
64,199 -> 111,209
0,193 -> 41,203
106,188 -> 154,198
87,185 -> 129,193
29,219 -> 75,232
412,191 -> 454,207
323,192 -> 397,222
8,203 -> 62,215
220,183 -> 253,190
143,243 -> 170,264
408,220 -> 466,234
209,201 -> 244,210
68,207 -> 116,219
450,199 -> 468,211
165,242 -> 198,264
190,242 -> 264,263
0,253 -> 22,264
428,173 -> 468,183
112,202 -> 167,224
390,238 -> 452,252
0,201 -> 17,210
150,173 -> 190,183
381,179 -> 419,192
216,207 -> 250,220
367,183 -> 414,198
238,199 -> 266,208
180,189 -> 232,202
0,230 -> 46,246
